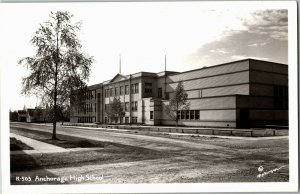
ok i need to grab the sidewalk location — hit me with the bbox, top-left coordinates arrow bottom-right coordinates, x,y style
10,133 -> 67,155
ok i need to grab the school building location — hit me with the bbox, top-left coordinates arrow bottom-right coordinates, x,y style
70,58 -> 288,128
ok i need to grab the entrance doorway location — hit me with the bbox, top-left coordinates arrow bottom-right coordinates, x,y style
239,109 -> 249,128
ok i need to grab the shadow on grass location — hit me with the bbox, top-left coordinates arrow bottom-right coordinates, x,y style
11,127 -> 105,148
10,127 -> 177,180
10,137 -> 33,151
11,150 -> 69,185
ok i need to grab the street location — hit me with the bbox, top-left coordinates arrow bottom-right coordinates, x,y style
10,122 -> 289,184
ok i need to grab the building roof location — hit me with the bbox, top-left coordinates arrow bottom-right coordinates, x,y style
17,110 -> 26,114
89,58 -> 287,87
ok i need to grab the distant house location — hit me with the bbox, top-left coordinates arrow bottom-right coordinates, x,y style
17,108 -> 48,123
17,110 -> 27,122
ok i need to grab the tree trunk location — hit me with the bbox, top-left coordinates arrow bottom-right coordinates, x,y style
52,20 -> 59,140
52,70 -> 58,139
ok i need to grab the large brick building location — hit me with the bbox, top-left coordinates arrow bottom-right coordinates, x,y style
70,58 -> 288,128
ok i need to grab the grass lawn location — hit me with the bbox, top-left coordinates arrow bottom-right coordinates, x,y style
10,128 -> 171,172
10,137 -> 33,151
11,128 -> 106,149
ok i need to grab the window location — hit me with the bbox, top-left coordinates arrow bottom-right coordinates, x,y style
120,117 -> 123,124
131,117 -> 137,124
177,111 -> 181,120
115,87 -> 118,96
95,103 -> 96,112
120,86 -> 124,95
131,83 -> 139,93
131,84 -> 135,93
165,93 -> 169,99
125,117 -> 129,124
135,83 -> 139,93
125,102 -> 129,112
186,111 -> 190,120
158,88 -> 162,98
150,111 -> 154,120
125,85 -> 129,94
104,117 -> 108,123
145,82 -> 152,94
181,110 -> 185,120
145,82 -> 152,87
110,88 -> 112,97
190,110 -> 195,119
105,104 -> 109,111
195,110 -> 200,120
274,86 -> 288,110
131,101 -> 138,111
145,88 -> 152,93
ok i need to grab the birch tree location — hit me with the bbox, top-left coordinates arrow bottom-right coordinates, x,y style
19,11 -> 93,139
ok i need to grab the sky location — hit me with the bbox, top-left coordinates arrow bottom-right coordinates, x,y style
0,2 -> 290,111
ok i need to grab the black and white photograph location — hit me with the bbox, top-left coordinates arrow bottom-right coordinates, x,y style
0,1 -> 298,193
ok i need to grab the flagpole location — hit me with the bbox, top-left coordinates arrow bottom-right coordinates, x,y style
119,54 -> 121,74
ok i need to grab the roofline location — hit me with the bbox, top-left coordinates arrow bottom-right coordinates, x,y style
168,58 -> 287,77
102,71 -> 158,85
89,58 -> 287,87
248,58 -> 288,66
168,58 -> 250,77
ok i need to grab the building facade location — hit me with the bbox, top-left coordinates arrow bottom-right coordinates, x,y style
70,59 -> 288,128
17,108 -> 49,123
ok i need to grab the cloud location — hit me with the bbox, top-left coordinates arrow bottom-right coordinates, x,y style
248,42 -> 267,47
231,55 -> 269,61
243,10 -> 288,41
185,9 -> 288,67
209,48 -> 229,54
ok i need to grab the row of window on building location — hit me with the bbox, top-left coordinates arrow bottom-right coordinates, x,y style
177,110 -> 200,120
77,103 -> 96,113
104,116 -> 138,124
104,83 -> 139,97
84,90 -> 95,100
104,101 -> 138,112
149,110 -> 200,120
78,117 -> 95,123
